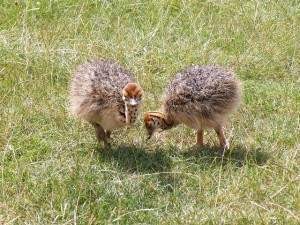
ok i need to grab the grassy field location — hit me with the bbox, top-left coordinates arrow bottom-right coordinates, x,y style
0,0 -> 299,224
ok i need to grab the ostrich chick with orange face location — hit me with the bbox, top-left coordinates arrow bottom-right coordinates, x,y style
144,65 -> 241,151
69,59 -> 143,147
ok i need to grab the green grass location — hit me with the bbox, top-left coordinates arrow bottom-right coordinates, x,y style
0,0 -> 299,224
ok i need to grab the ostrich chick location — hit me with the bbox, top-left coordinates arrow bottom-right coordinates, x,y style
69,59 -> 143,147
144,65 -> 241,150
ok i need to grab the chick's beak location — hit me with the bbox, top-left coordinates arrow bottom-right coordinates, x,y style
147,129 -> 154,140
129,98 -> 138,106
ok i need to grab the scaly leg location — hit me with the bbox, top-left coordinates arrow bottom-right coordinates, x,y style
196,129 -> 204,146
214,126 -> 229,151
91,123 -> 109,148
106,130 -> 111,139
105,130 -> 111,146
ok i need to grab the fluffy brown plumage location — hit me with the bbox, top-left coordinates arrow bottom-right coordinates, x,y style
69,59 -> 142,146
144,65 -> 241,150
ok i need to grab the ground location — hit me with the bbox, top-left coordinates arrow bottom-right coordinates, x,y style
0,0 -> 299,224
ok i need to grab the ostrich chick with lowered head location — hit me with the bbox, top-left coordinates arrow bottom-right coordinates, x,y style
144,65 -> 241,151
70,59 -> 143,147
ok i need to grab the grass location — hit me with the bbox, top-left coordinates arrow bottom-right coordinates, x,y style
0,0 -> 299,224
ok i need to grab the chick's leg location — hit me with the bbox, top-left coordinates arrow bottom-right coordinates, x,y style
106,130 -> 111,139
214,126 -> 229,151
196,129 -> 204,146
91,123 -> 109,148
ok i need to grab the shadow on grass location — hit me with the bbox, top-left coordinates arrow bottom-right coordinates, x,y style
96,144 -> 269,173
94,144 -> 269,192
179,145 -> 269,167
96,144 -> 172,173
96,145 -> 179,191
